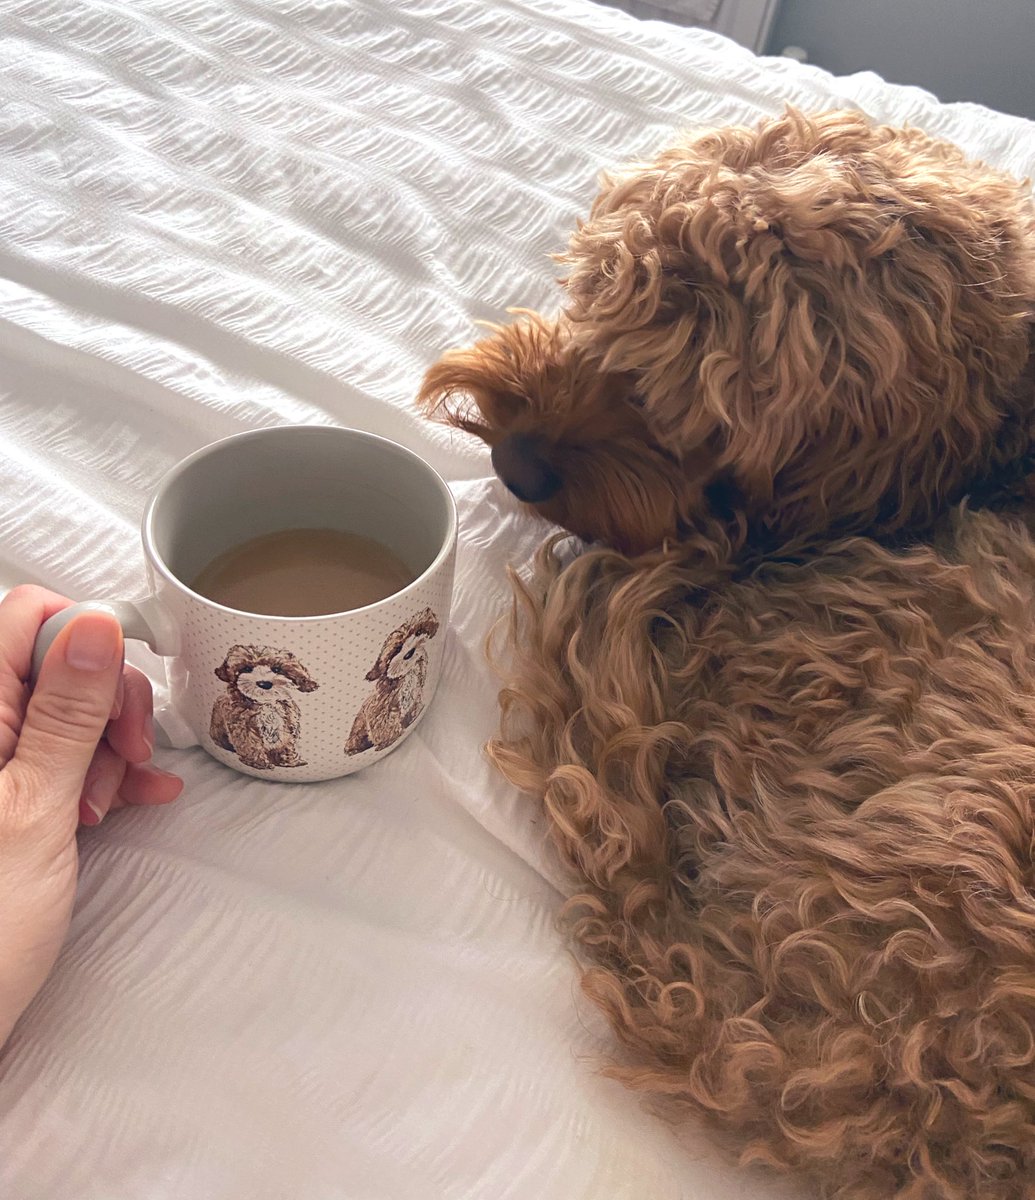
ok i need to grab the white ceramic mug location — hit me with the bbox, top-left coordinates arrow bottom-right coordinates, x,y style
32,426 -> 457,782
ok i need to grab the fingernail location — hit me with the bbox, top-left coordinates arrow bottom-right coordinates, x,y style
138,763 -> 183,793
111,673 -> 126,720
79,796 -> 104,826
65,614 -> 121,672
142,713 -> 155,757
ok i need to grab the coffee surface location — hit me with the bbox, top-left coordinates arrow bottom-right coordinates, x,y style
191,528 -> 414,616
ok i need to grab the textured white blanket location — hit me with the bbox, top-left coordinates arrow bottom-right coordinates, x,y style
1,1 -> 1032,1196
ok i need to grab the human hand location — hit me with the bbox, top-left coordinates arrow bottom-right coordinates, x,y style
0,586 -> 182,1048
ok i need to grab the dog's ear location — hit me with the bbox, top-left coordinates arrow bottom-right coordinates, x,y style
417,314 -> 564,442
365,646 -> 395,682
215,644 -> 260,683
366,626 -> 408,681
410,607 -> 440,640
282,662 -> 318,692
215,645 -> 244,682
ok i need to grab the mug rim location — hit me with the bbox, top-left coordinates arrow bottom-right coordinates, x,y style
141,424 -> 458,623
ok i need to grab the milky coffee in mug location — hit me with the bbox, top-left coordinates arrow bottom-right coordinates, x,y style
190,527 -> 415,618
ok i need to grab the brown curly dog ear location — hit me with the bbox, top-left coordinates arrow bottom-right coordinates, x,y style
214,644 -> 254,683
267,650 -> 319,692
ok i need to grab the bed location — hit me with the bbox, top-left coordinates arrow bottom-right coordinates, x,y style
1,2 -> 1032,1196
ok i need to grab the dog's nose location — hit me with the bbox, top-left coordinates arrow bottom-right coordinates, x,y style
491,433 -> 562,504
257,680 -> 274,690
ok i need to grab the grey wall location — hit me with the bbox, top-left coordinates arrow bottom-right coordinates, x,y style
766,0 -> 1035,122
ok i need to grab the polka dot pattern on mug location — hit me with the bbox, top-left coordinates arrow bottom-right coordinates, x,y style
151,563 -> 455,783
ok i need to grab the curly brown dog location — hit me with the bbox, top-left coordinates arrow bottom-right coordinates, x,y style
421,109 -> 1035,560
419,110 -> 1035,1198
210,644 -> 319,770
345,608 -> 439,755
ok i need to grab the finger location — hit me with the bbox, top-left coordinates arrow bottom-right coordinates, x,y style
104,667 -> 154,765
9,612 -> 124,819
0,585 -> 75,682
78,740 -> 127,826
110,762 -> 183,810
0,587 -> 77,770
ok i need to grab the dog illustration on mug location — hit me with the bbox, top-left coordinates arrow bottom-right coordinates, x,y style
346,608 -> 440,755
210,645 -> 319,770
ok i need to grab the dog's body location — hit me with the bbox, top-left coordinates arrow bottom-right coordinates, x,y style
421,111 -> 1035,1198
494,509 -> 1035,1200
346,609 -> 439,755
210,645 -> 318,771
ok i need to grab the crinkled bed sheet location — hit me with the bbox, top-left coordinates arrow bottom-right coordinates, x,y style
1,1 -> 1033,1196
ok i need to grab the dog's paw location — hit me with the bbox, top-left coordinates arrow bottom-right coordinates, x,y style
274,755 -> 306,768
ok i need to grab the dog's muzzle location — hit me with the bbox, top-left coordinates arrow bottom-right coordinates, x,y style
257,681 -> 274,690
491,433 -> 562,504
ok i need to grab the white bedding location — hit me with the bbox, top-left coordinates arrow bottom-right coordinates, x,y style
1,2 -> 1032,1196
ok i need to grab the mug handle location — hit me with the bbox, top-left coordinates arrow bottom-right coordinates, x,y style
31,599 -> 198,750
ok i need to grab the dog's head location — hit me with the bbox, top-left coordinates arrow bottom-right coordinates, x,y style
215,645 -> 319,702
420,109 -> 1035,556
366,608 -> 440,683
419,313 -> 710,556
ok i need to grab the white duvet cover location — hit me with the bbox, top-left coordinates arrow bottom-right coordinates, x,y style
1,1 -> 1032,1196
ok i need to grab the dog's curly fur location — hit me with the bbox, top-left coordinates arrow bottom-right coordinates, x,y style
490,509 -> 1035,1200
420,109 -> 1035,559
419,110 -> 1035,1198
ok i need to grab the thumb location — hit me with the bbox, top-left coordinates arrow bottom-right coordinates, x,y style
11,612 -> 124,812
